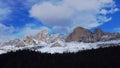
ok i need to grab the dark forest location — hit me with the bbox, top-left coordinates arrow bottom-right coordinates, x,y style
0,46 -> 120,68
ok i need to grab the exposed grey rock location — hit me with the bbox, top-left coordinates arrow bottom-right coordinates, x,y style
34,29 -> 64,43
50,34 -> 63,43
2,26 -> 120,47
66,26 -> 92,42
34,29 -> 50,43
15,41 -> 26,47
100,33 -> 120,41
93,28 -> 105,41
66,26 -> 120,42
23,36 -> 36,45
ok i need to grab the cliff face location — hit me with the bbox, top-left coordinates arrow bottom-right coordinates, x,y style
66,27 -> 92,42
66,26 -> 120,42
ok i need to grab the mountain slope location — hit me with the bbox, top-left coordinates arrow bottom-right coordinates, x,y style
0,39 -> 120,54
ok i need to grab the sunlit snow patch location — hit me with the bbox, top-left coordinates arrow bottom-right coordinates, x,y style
36,40 -> 120,54
0,40 -> 120,54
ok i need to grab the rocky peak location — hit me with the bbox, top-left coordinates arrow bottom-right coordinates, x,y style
66,27 -> 120,43
50,34 -> 63,43
34,29 -> 50,42
66,26 -> 92,42
1,26 -> 120,47
73,27 -> 91,34
94,28 -> 105,35
92,28 -> 106,41
23,36 -> 36,45
36,29 -> 49,37
34,29 -> 64,43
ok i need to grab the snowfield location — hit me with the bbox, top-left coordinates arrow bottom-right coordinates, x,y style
0,40 -> 120,54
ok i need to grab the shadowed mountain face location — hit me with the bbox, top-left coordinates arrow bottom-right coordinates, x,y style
0,46 -> 120,68
66,26 -> 120,42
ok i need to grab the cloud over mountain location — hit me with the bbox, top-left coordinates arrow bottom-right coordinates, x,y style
30,0 -> 118,33
0,23 -> 16,42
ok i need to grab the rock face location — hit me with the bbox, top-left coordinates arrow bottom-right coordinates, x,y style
23,36 -> 36,45
34,29 -> 50,43
50,34 -> 63,43
66,27 -> 92,42
34,29 -> 63,43
66,26 -> 120,42
92,28 -> 106,42
100,33 -> 120,41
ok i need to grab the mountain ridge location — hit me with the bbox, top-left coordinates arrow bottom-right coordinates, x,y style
66,26 -> 120,42
1,26 -> 120,47
0,26 -> 120,54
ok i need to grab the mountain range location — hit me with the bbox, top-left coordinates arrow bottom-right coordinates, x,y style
0,26 -> 120,54
1,26 -> 120,46
66,27 -> 120,42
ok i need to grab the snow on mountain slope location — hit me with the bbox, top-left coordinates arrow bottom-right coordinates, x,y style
0,39 -> 120,54
1,28 -> 120,54
36,40 -> 120,54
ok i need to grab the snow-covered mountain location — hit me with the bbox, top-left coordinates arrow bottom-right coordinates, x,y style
0,27 -> 120,54
0,39 -> 120,54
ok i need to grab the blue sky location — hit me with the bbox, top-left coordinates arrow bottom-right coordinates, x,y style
98,0 -> 120,32
0,0 -> 120,42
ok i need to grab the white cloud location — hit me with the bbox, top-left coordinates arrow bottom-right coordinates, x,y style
100,8 -> 119,15
0,23 -> 16,42
24,0 -> 61,9
30,2 -> 74,27
0,23 -> 49,43
29,0 -> 118,33
16,24 -> 50,37
114,28 -> 120,32
0,23 -> 15,35
0,1 -> 11,21
0,36 -> 16,43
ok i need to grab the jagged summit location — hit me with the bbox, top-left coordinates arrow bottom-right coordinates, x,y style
1,28 -> 64,47
66,26 -> 120,42
94,28 -> 105,34
66,26 -> 92,42
0,26 -> 120,54
1,26 -> 120,47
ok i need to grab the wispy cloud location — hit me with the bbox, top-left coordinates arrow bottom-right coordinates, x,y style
0,0 -> 119,42
0,1 -> 11,21
29,0 -> 118,33
0,23 -> 16,42
0,23 -> 15,35
114,28 -> 120,32
16,23 -> 49,37
0,23 -> 48,42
